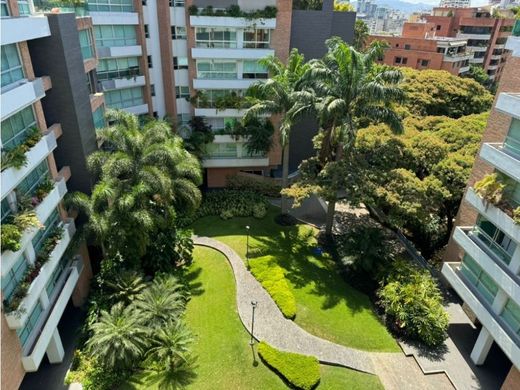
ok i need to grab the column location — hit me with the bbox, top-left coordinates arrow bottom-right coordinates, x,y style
470,327 -> 494,365
508,245 -> 520,275
46,329 -> 65,364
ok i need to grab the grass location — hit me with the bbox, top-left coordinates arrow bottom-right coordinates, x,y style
191,207 -> 399,353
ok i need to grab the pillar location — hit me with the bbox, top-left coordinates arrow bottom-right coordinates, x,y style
470,327 -> 494,365
508,245 -> 520,275
46,329 -> 64,364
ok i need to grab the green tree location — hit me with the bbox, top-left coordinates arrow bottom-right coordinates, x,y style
66,110 -> 202,265
353,19 -> 369,51
286,38 -> 405,236
244,49 -> 310,215
105,270 -> 147,305
464,64 -> 492,89
334,0 -> 354,12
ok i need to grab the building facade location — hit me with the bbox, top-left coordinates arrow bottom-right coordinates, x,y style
441,33 -> 520,389
425,7 -> 515,81
368,21 -> 471,76
1,3 -> 100,390
439,0 -> 471,8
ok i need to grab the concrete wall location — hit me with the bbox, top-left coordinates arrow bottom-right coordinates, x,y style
28,14 -> 98,194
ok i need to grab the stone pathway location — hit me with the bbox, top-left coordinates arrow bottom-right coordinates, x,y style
193,236 -> 376,374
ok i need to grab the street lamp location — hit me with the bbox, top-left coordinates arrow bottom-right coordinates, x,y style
246,225 -> 250,268
250,300 -> 257,346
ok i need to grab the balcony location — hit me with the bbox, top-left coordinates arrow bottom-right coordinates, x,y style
479,143 -> 520,182
495,92 -> 520,118
1,130 -> 58,198
124,103 -> 149,115
443,52 -> 472,62
96,45 -> 142,58
1,16 -> 50,45
459,66 -> 470,74
457,33 -> 492,40
193,78 -> 258,90
465,188 -> 520,242
194,108 -> 245,118
5,220 -> 76,330
192,47 -> 274,60
467,46 -> 488,52
202,135 -> 269,168
469,57 -> 485,64
89,11 -> 139,25
442,262 -> 520,368
1,177 -> 68,276
100,75 -> 146,90
21,258 -> 83,372
1,78 -> 46,121
190,15 -> 276,29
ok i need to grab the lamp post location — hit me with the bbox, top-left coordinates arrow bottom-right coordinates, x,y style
246,225 -> 250,268
250,300 -> 257,346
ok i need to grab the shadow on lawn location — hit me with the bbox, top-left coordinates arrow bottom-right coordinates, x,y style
184,265 -> 205,297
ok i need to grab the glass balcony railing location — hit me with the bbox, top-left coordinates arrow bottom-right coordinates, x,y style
504,136 -> 520,159
33,0 -> 89,16
467,226 -> 513,266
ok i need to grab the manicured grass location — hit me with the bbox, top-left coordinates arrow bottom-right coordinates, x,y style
191,207 -> 399,353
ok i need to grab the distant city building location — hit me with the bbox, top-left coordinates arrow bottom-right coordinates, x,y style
356,0 -> 407,34
368,22 -> 471,75
439,0 -> 471,8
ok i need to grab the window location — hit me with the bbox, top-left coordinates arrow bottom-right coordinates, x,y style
94,25 -> 137,47
97,57 -> 140,80
460,254 -> 498,304
175,86 -> 189,99
17,302 -> 43,347
174,0 -> 184,6
1,255 -> 29,302
460,26 -> 492,35
420,59 -> 429,67
147,55 -> 153,68
17,160 -> 50,198
404,44 -> 411,50
173,57 -> 188,70
172,26 -> 186,40
144,24 -> 150,38
92,106 -> 106,129
505,118 -> 520,157
394,57 -> 402,64
436,25 -> 441,31
104,87 -> 144,109
32,209 -> 60,255
45,256 -> 69,298
79,30 -> 95,60
1,105 -> 36,150
196,61 -> 237,79
150,84 -> 155,96
205,143 -> 238,158
87,0 -> 134,12
243,60 -> 268,79
243,28 -> 271,49
142,0 -> 146,5
195,27 -> 237,48
153,111 -> 158,118
475,216 -> 516,264
500,25 -> 513,32
17,0 -> 30,15
86,71 -> 96,94
501,299 -> 520,337
402,58 -> 408,65
1,198 -> 12,223
177,113 -> 191,125
1,0 -> 9,16
196,89 -> 241,108
1,44 -> 24,89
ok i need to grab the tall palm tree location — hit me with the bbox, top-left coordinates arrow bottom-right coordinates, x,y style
86,302 -> 147,370
66,109 -> 202,264
297,38 -> 404,235
244,49 -> 311,215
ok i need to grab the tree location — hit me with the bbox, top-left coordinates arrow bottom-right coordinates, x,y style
86,303 -> 147,370
464,64 -> 492,89
334,0 -> 354,12
286,38 -> 405,236
184,116 -> 214,158
105,270 -> 147,305
66,110 -> 202,266
244,49 -> 310,215
353,19 -> 369,51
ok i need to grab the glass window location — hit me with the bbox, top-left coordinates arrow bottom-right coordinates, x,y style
196,89 -> 242,108
505,118 -> 520,158
175,86 -> 189,99
79,30 -> 95,60
173,0 -> 184,6
176,113 -> 191,126
206,143 -> 237,158
243,29 -> 271,49
475,215 -> 516,264
17,0 -> 30,15
172,26 -> 186,40
196,61 -> 237,79
501,299 -> 520,337
32,208 -> 60,255
1,105 -> 37,150
1,0 -> 10,15
105,87 -> 144,109
1,254 -> 28,301
460,254 -> 498,304
1,197 -> 12,223
16,160 -> 50,198
94,25 -> 137,48
97,57 -> 140,80
243,60 -> 268,79
1,44 -> 24,89
16,302 -> 43,347
173,57 -> 188,70
92,106 -> 106,129
195,27 -> 237,48
87,0 -> 134,12
45,256 -> 69,298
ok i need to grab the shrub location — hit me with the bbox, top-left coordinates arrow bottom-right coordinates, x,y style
474,173 -> 505,205
219,209 -> 234,220
1,224 -> 22,252
192,190 -> 269,222
226,174 -> 282,197
65,350 -> 124,390
249,256 -> 296,319
257,341 -> 320,390
377,260 -> 449,347
1,145 -> 28,171
514,207 -> 520,224
253,203 -> 267,219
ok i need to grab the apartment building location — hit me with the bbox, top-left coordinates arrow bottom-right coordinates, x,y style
439,0 -> 471,8
441,33 -> 520,389
1,3 -> 100,390
425,7 -> 515,81
368,21 -> 471,76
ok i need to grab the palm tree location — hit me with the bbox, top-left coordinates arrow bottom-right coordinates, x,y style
86,302 -> 147,370
105,270 -> 147,305
66,109 -> 202,264
298,38 -> 404,235
244,49 -> 311,215
143,320 -> 196,389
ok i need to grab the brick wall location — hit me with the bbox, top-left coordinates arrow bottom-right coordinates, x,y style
1,313 -> 25,390
502,365 -> 520,390
133,0 -> 153,116
72,242 -> 94,307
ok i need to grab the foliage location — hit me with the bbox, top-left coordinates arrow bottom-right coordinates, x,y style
66,109 -> 202,267
34,177 -> 55,202
257,341 -> 321,390
1,224 -> 22,252
0,127 -> 42,172
293,0 -> 323,10
474,173 -> 505,205
400,68 -> 493,118
334,0 -> 353,11
226,173 -> 282,197
226,117 -> 274,155
253,202 -> 267,219
104,270 -> 147,305
143,227 -> 194,274
353,19 -> 369,51
65,351 -> 123,390
464,64 -> 494,90
249,256 -> 297,319
189,4 -> 277,19
514,207 -> 520,224
377,260 -> 449,347
184,116 -> 214,158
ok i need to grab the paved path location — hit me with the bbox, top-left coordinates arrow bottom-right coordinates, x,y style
193,236 -> 376,374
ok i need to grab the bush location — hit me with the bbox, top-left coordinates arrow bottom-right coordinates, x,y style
257,341 -> 320,390
474,173 -> 505,205
249,256 -> 296,319
226,174 -> 282,198
1,224 -> 22,252
65,351 -> 125,390
377,260 -> 449,347
253,203 -> 267,219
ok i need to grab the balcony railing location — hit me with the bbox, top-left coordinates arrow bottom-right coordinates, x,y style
504,136 -> 520,159
467,226 -> 513,266
33,0 -> 89,16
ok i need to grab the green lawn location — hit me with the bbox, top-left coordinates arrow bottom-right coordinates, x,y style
191,207 -> 399,353
183,246 -> 383,389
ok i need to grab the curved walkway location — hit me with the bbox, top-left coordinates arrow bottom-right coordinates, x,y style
193,235 -> 375,374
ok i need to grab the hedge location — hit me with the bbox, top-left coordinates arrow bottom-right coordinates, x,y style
257,341 -> 320,390
226,174 -> 282,198
249,256 -> 296,319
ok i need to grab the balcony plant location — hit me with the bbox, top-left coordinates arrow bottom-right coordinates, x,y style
514,207 -> 520,224
0,127 -> 42,172
35,177 -> 55,203
1,210 -> 43,254
1,224 -> 22,252
189,4 -> 277,19
474,173 -> 505,205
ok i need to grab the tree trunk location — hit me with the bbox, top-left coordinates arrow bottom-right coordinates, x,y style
281,141 -> 290,215
325,198 -> 336,236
